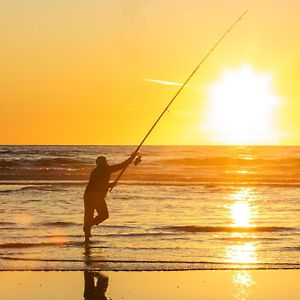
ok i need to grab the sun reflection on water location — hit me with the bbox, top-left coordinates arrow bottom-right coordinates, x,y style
226,242 -> 257,264
225,187 -> 260,265
234,270 -> 254,287
231,202 -> 251,227
228,187 -> 258,227
233,270 -> 255,300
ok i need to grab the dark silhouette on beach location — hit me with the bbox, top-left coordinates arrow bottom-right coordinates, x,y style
84,271 -> 109,300
84,242 -> 92,266
83,155 -> 135,242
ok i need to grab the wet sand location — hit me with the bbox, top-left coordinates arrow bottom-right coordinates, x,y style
0,270 -> 299,299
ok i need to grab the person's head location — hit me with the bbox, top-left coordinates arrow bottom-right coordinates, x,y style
96,156 -> 108,167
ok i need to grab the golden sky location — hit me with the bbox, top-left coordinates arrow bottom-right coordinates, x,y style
1,0 -> 300,145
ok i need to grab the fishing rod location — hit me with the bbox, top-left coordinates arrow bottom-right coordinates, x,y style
110,9 -> 248,192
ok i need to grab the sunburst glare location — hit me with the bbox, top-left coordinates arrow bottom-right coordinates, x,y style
202,65 -> 281,145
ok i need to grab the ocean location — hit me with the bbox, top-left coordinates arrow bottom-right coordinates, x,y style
0,145 -> 299,271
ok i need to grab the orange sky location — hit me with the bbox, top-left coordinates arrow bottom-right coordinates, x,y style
1,0 -> 300,145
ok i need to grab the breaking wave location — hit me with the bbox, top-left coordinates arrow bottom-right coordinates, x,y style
0,157 -> 89,168
39,221 -> 79,227
0,241 -> 84,249
163,225 -> 294,233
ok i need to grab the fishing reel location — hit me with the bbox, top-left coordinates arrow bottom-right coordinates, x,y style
134,154 -> 142,166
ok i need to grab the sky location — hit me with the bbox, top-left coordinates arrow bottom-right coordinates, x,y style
1,0 -> 300,145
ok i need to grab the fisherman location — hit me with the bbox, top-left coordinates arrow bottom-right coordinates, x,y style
83,154 -> 135,242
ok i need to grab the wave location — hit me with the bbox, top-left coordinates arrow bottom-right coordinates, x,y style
1,172 -> 300,185
0,242 -> 64,249
0,222 -> 16,226
0,185 -> 68,194
0,146 -> 90,156
2,180 -> 300,190
163,225 -> 294,233
162,157 -> 300,167
0,189 -> 17,193
0,221 -> 79,231
39,221 -> 79,227
280,247 -> 300,252
0,241 -> 85,249
1,256 -> 300,268
216,237 -> 280,242
2,153 -> 300,169
96,232 -> 168,238
2,157 -> 300,170
101,224 -> 138,229
122,181 -> 300,188
0,157 -> 89,168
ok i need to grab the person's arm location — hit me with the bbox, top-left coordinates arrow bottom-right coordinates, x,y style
108,154 -> 136,173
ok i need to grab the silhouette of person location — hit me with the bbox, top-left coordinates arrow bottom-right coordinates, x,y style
84,243 -> 92,266
83,155 -> 135,242
84,271 -> 109,300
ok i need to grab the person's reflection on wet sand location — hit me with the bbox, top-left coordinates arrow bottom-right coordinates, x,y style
84,271 -> 109,300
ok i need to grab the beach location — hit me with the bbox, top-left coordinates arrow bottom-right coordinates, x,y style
1,270 -> 300,299
2,0 -> 300,298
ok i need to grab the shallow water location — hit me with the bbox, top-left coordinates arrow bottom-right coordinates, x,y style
0,146 -> 299,270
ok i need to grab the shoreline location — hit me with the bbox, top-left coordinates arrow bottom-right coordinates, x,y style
1,270 -> 300,299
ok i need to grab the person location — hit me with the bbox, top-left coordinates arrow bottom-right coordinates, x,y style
83,271 -> 109,300
83,155 -> 135,242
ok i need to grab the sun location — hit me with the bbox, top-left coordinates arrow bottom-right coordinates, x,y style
202,65 -> 281,145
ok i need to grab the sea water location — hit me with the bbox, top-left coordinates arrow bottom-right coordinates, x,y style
0,145 -> 299,271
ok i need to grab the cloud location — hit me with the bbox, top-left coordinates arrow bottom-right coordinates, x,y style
143,78 -> 183,87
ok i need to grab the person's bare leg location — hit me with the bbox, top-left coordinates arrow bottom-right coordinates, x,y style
93,202 -> 109,226
83,206 -> 94,242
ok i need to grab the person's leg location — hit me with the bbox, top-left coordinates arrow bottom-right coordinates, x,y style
93,201 -> 109,225
83,204 -> 94,239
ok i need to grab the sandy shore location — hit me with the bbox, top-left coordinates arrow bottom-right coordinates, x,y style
0,270 -> 299,300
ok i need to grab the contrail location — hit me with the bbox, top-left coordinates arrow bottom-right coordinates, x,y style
143,78 -> 183,87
